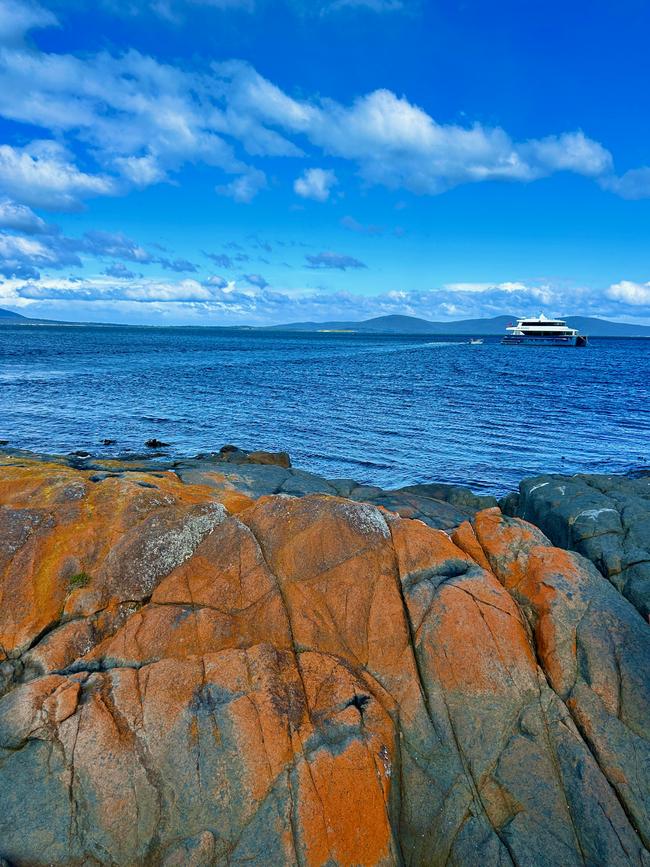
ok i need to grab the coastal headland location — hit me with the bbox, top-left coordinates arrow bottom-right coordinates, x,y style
0,447 -> 648,866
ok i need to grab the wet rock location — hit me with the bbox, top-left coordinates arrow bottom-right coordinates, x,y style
101,438 -> 116,446
145,438 -> 169,448
395,481 -> 498,512
247,449 -> 291,468
215,444 -> 292,468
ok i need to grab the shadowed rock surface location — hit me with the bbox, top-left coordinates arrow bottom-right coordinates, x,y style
0,452 -> 648,866
501,473 -> 650,620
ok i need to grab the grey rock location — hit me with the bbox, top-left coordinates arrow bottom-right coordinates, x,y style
513,473 -> 650,618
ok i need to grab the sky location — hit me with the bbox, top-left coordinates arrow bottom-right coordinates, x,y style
0,0 -> 649,325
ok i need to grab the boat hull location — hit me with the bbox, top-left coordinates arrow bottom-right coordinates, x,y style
502,335 -> 588,347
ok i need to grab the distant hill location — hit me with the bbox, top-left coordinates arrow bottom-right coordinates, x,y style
268,314 -> 650,337
0,307 -> 27,320
562,316 -> 650,337
2,306 -> 650,336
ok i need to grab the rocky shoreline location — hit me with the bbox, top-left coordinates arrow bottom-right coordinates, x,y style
0,447 -> 648,866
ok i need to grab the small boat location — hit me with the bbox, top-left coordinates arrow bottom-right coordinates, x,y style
502,314 -> 588,347
469,338 -> 484,345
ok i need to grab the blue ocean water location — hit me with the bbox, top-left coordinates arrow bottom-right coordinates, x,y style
1,324 -> 648,495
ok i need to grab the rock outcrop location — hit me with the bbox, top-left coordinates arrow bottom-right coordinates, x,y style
0,453 -> 648,866
501,472 -> 650,620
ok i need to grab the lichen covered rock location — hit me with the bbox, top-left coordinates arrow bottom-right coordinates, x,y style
0,456 -> 648,866
504,472 -> 650,619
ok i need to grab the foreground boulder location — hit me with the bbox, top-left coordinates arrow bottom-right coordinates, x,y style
0,455 -> 648,866
502,472 -> 650,619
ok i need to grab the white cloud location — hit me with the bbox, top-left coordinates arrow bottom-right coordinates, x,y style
0,0 -> 57,46
113,154 -> 168,187
305,91 -> 612,193
0,230 -> 81,277
606,280 -> 650,306
294,168 -> 337,201
81,230 -> 152,262
216,168 -> 268,202
0,141 -> 117,210
0,198 -> 48,233
444,281 -> 548,295
0,11 -> 638,211
521,132 -> 612,177
600,167 -> 650,200
0,224 -> 204,281
217,65 -> 616,195
2,272 -> 650,325
204,274 -> 228,288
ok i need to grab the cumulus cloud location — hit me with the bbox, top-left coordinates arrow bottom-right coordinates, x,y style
13,276 -> 220,303
606,280 -> 650,306
520,132 -> 612,177
0,16 -> 633,213
216,168 -> 268,203
113,154 -> 168,187
294,168 -> 337,201
0,231 -> 81,279
214,64 -> 619,196
600,167 -> 650,200
0,198 -> 49,233
0,142 -> 117,210
3,271 -> 650,326
306,251 -> 367,270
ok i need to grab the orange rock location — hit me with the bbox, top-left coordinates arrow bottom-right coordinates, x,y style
450,519 -> 493,572
247,450 -> 292,468
472,506 -> 551,592
0,460 -> 647,866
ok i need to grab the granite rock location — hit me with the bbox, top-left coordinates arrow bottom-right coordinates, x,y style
503,472 -> 650,619
0,454 -> 648,865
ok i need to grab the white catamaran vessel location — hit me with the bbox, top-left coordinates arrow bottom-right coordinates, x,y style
502,314 -> 588,347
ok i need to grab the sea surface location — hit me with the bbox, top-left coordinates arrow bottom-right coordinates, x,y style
1,324 -> 649,495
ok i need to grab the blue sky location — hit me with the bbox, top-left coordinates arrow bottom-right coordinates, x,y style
0,0 -> 649,325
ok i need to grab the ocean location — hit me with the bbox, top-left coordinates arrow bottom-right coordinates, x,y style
1,323 -> 648,495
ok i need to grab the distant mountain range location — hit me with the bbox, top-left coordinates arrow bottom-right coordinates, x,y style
267,314 -> 650,337
2,307 -> 650,336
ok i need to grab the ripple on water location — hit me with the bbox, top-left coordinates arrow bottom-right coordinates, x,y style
0,326 -> 648,494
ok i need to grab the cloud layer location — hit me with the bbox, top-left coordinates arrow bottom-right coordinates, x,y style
0,1 -> 642,215
3,273 -> 650,325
